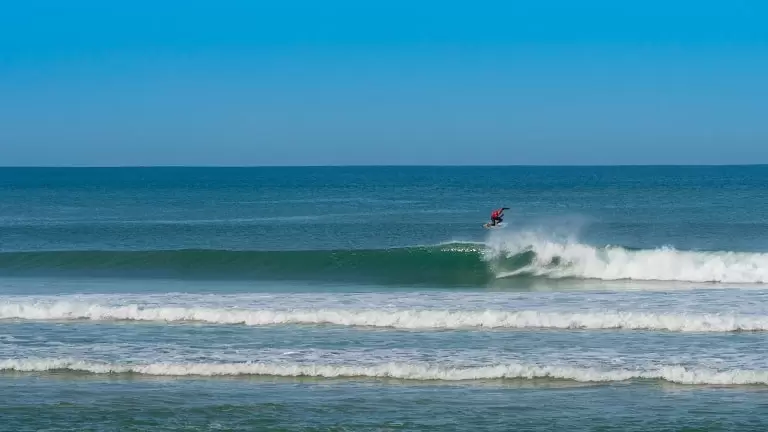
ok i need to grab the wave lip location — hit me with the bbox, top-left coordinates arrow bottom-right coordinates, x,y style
3,302 -> 768,332
3,358 -> 768,386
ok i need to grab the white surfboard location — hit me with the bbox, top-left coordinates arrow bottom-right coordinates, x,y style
483,222 -> 506,229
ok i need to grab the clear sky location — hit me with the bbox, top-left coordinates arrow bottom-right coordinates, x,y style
1,0 -> 766,166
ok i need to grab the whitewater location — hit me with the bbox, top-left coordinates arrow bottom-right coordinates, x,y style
3,301 -> 768,332
2,358 -> 768,386
481,230 -> 768,284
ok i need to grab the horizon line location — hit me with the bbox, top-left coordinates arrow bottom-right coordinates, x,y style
1,163 -> 768,169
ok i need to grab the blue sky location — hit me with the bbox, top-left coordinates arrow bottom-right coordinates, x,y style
1,0 -> 766,166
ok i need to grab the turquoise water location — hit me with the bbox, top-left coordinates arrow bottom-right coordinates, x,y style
2,166 -> 768,431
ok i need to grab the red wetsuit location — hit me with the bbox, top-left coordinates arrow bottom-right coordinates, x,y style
490,208 -> 504,225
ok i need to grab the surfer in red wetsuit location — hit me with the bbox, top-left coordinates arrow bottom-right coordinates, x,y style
489,207 -> 509,226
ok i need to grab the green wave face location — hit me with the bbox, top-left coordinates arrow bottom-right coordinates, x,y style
0,243 -> 527,286
1,242 -> 761,286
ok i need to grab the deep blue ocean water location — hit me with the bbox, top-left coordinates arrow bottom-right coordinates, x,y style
2,166 -> 768,431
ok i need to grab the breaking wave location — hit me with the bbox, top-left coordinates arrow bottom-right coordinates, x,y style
2,358 -> 768,385
484,232 -> 768,284
0,231 -> 767,284
2,302 -> 767,332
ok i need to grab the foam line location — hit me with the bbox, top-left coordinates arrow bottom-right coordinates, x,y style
2,302 -> 766,332
2,358 -> 767,385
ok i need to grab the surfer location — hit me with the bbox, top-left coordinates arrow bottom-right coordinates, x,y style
489,207 -> 509,226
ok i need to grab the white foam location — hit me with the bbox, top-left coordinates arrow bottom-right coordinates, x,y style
2,302 -> 767,332
484,230 -> 768,284
2,357 -> 767,385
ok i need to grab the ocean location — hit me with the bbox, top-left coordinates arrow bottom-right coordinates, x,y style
2,166 -> 768,431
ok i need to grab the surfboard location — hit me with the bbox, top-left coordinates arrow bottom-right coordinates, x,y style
483,222 -> 506,229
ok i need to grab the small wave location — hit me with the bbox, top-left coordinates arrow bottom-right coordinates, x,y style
2,302 -> 767,332
2,358 -> 767,385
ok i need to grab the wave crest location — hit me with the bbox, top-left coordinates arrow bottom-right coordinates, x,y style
3,302 -> 767,332
484,231 -> 768,283
1,231 -> 768,284
2,358 -> 767,385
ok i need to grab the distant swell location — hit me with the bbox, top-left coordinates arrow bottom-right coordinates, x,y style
1,233 -> 768,284
2,302 -> 767,332
2,358 -> 768,385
